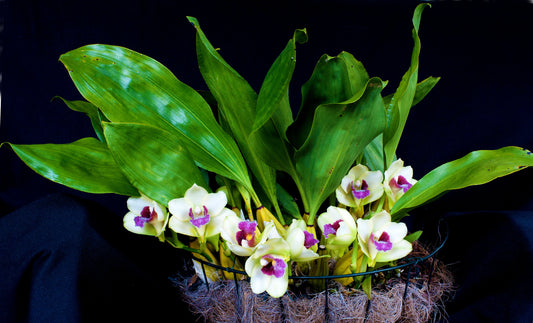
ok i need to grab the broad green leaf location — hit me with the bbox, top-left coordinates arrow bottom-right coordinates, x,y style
391,146 -> 533,219
103,122 -> 207,205
288,51 -> 369,149
276,183 -> 301,221
295,77 -> 386,221
188,16 -> 279,213
53,96 -> 107,142
250,95 -> 297,177
411,76 -> 439,107
5,138 -> 138,196
363,134 -> 385,173
383,3 -> 430,168
249,29 -> 307,179
382,75 -> 440,110
371,76 -> 438,172
59,44 -> 251,194
253,28 -> 308,132
405,230 -> 423,243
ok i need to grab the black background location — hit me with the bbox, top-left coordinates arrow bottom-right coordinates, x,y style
1,0 -> 533,322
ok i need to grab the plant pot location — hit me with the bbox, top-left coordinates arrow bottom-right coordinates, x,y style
173,221 -> 453,323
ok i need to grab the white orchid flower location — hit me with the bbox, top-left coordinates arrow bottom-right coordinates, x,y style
123,195 -> 168,240
220,211 -> 276,257
317,206 -> 357,258
356,210 -> 412,267
383,159 -> 417,205
285,219 -> 319,262
245,238 -> 291,298
336,164 -> 384,208
168,184 -> 233,243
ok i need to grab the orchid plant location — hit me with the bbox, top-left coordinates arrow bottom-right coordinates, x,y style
4,4 -> 533,299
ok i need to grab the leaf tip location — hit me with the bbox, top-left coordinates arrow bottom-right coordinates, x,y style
187,16 -> 200,29
294,28 -> 308,45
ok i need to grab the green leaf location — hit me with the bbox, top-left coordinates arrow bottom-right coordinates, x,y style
288,51 -> 370,149
249,29 -> 308,182
363,134 -> 385,173
391,146 -> 533,219
276,183 -> 301,221
362,275 -> 372,299
383,3 -> 430,168
188,16 -> 279,212
59,44 -> 251,195
411,76 -> 440,107
253,28 -> 307,132
295,77 -> 386,221
53,96 -> 107,142
5,138 -> 138,196
405,230 -> 423,243
103,122 -> 207,205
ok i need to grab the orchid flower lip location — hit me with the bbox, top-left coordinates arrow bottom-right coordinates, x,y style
303,230 -> 319,249
390,175 -> 413,192
371,231 -> 393,251
323,219 -> 343,239
188,205 -> 210,228
236,220 -> 257,247
134,206 -> 157,228
260,254 -> 286,278
351,179 -> 370,199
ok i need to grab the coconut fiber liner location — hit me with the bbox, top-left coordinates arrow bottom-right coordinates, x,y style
175,242 -> 454,323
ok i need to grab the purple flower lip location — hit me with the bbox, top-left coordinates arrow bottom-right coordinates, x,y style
390,175 -> 412,193
371,231 -> 393,252
236,220 -> 257,247
134,206 -> 157,228
351,179 -> 370,200
189,206 -> 211,228
260,254 -> 286,278
323,219 -> 343,239
303,230 -> 319,249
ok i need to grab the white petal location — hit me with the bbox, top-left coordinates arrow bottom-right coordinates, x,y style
204,190 -> 228,216
266,271 -> 289,298
294,248 -> 319,262
220,213 -> 241,243
152,203 -> 166,222
250,270 -> 270,295
364,170 -> 384,187
365,185 -> 384,204
356,218 -> 372,242
168,216 -> 198,237
205,208 -> 231,237
357,234 -> 370,257
227,244 -> 253,257
335,188 -> 354,207
333,222 -> 356,245
123,211 -> 157,236
168,197 -> 191,221
340,174 -> 354,193
375,240 -> 412,263
244,254 -> 260,275
127,196 -> 150,213
384,159 -> 404,188
337,207 -> 356,227
397,165 -> 414,181
348,164 -> 368,179
185,184 -> 209,206
369,211 -> 392,232
286,228 -> 305,258
385,222 -> 408,243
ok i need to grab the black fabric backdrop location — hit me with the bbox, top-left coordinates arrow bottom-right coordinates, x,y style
1,0 -> 533,322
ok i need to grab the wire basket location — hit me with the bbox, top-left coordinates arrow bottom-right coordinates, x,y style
178,218 -> 451,323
